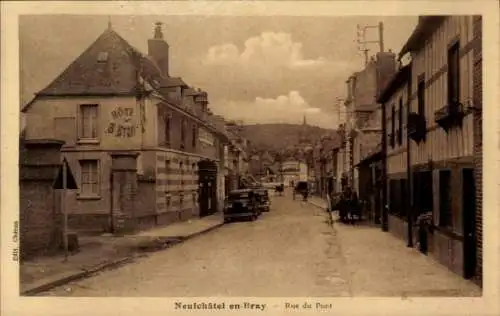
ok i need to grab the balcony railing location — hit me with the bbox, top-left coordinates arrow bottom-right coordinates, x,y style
407,112 -> 427,143
434,101 -> 467,132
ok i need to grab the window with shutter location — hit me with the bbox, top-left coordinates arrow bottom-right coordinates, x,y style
79,104 -> 98,140
165,113 -> 171,146
447,41 -> 460,106
80,160 -> 100,196
417,75 -> 425,116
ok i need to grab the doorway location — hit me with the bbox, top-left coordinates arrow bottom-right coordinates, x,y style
198,159 -> 218,217
462,168 -> 477,279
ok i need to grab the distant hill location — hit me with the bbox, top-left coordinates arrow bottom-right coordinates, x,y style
240,123 -> 336,153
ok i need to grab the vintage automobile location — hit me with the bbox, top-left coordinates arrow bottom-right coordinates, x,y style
223,189 -> 260,223
252,187 -> 271,212
293,181 -> 309,201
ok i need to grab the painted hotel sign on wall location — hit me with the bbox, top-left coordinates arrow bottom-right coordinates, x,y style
198,127 -> 214,146
106,106 -> 137,138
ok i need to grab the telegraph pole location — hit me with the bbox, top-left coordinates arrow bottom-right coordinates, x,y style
356,21 -> 385,65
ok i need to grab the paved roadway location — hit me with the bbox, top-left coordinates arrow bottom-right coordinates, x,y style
39,192 -> 352,297
39,191 -> 480,297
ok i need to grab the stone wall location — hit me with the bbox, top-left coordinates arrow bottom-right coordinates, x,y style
19,139 -> 65,260
388,214 -> 407,242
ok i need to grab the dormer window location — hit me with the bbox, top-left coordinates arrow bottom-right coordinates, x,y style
97,52 -> 108,63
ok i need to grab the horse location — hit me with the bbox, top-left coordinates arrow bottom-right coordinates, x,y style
345,192 -> 362,224
333,189 -> 361,225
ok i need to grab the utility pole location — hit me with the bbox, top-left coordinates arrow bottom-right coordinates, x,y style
356,21 -> 385,66
62,160 -> 68,262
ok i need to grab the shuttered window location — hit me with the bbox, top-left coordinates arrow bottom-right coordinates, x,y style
80,160 -> 99,196
447,41 -> 460,105
192,124 -> 197,148
165,113 -> 171,146
417,74 -> 425,117
79,104 -> 98,139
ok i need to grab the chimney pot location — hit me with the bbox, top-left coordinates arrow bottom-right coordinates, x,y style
148,22 -> 169,77
154,22 -> 164,39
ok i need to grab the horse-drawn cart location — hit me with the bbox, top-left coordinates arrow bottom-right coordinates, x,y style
329,189 -> 362,224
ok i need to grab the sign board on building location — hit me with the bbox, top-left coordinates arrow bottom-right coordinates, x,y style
299,163 -> 308,182
199,127 -> 215,146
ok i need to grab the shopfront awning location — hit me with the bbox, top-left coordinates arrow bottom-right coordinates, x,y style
354,151 -> 382,168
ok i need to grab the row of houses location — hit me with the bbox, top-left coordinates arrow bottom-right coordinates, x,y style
19,22 -> 251,259
311,16 -> 482,285
248,118 -> 316,185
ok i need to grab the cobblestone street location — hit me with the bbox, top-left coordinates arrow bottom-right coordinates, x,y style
38,192 -> 480,297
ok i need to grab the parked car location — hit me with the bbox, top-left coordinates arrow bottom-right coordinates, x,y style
253,188 -> 271,212
223,189 -> 260,223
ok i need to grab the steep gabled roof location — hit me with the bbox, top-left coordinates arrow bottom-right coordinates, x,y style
163,77 -> 189,88
22,26 -> 230,143
37,28 -> 160,97
184,87 -> 202,96
398,16 -> 446,59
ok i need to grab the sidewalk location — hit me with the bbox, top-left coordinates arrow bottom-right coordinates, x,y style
307,196 -> 481,297
20,213 -> 224,295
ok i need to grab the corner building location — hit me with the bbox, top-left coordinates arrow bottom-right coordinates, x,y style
22,23 -> 228,234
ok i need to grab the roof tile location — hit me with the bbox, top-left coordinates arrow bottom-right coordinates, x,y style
37,28 -> 161,97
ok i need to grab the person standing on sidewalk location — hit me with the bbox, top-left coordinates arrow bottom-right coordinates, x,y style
339,187 -> 352,223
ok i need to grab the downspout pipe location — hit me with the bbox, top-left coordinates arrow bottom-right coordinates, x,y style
406,117 -> 414,247
406,74 -> 414,248
381,101 -> 389,232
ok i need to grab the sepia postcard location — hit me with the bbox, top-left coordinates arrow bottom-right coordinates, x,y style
1,1 -> 499,315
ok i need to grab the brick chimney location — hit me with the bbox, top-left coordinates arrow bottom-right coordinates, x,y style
375,50 -> 397,95
148,22 -> 169,77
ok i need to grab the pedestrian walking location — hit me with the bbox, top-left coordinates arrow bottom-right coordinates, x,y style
348,191 -> 361,225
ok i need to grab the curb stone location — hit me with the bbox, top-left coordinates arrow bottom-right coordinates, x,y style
21,221 -> 225,296
307,199 -> 334,227
22,256 -> 137,296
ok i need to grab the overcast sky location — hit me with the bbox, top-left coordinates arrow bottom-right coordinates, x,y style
20,15 -> 417,128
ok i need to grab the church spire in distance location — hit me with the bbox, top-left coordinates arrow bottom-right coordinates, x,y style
299,113 -> 310,145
